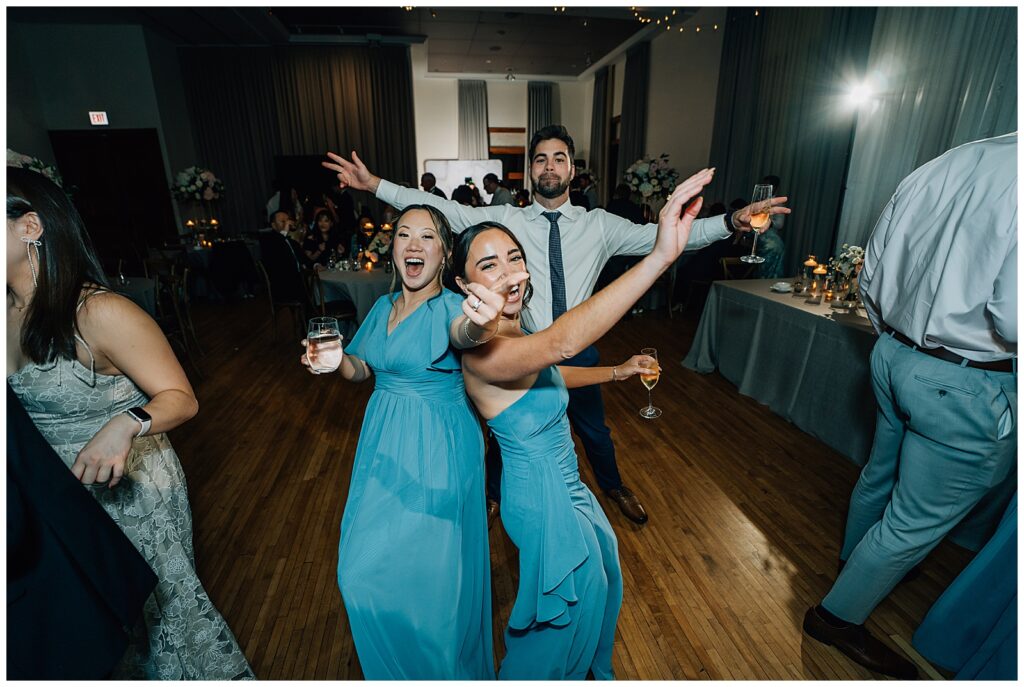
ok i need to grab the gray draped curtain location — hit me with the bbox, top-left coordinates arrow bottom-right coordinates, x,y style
705,7 -> 877,275
181,45 -> 416,232
458,80 -> 489,160
527,81 -> 555,190
617,42 -> 651,182
588,67 -> 610,206
837,6 -> 1018,248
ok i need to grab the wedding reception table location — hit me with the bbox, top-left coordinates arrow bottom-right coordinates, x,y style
682,278 -> 877,465
317,268 -> 393,324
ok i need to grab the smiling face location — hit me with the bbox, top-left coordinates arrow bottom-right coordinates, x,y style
316,213 -> 333,233
458,228 -> 528,316
529,138 -> 575,200
393,208 -> 446,293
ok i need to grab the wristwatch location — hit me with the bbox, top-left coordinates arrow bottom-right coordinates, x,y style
124,407 -> 152,437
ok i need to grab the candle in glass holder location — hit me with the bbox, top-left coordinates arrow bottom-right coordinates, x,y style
809,264 -> 827,298
366,261 -> 373,272
210,218 -> 219,227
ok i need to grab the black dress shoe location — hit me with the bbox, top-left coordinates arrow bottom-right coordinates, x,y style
802,606 -> 918,679
604,486 -> 648,525
486,499 -> 500,530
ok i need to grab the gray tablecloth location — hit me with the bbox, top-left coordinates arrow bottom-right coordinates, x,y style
110,276 -> 157,317
317,268 -> 393,324
683,279 -> 878,466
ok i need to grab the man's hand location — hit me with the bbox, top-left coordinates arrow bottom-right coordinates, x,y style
322,151 -> 381,194
731,196 -> 791,234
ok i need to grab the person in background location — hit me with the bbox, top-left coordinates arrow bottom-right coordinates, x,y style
267,210 -> 315,270
301,204 -> 523,679
755,175 -> 786,278
568,176 -> 591,210
452,184 -> 475,207
605,183 -> 645,225
483,173 -> 514,206
304,209 -> 344,266
579,172 -> 599,210
421,172 -> 447,199
803,133 -> 1017,680
6,167 -> 253,679
514,188 -> 531,208
323,124 -> 790,527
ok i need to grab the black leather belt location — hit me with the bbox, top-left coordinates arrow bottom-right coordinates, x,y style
886,328 -> 1015,373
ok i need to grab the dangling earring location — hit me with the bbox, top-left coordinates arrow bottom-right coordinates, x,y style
21,236 -> 42,288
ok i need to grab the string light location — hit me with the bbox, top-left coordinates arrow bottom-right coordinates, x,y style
630,7 -> 723,35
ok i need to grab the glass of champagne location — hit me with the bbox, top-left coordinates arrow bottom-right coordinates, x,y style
741,183 -> 772,264
638,347 -> 662,419
307,317 -> 343,374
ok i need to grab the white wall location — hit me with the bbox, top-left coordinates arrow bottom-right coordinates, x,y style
646,7 -> 727,176
411,42 -> 459,178
611,55 -> 627,117
486,80 -> 528,129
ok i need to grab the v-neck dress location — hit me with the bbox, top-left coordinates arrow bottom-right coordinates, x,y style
337,290 -> 493,679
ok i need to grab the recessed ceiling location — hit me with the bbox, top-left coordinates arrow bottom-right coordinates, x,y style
8,6 -> 694,78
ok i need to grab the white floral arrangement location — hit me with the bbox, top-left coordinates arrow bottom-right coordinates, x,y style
7,148 -> 65,187
830,243 -> 865,277
172,166 -> 225,202
367,230 -> 393,256
623,154 -> 680,201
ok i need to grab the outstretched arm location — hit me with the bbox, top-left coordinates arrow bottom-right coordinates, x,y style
323,151 -> 507,232
464,169 -> 713,384
558,354 -> 658,389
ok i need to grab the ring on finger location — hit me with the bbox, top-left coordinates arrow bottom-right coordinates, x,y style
472,297 -> 483,312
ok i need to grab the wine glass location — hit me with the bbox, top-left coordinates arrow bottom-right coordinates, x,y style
306,317 -> 342,374
741,183 -> 772,264
638,347 -> 662,419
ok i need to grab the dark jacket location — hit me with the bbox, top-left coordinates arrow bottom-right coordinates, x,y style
7,384 -> 157,679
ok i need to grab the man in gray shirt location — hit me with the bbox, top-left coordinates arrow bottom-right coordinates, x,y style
483,173 -> 514,206
803,133 -> 1017,679
324,125 -> 789,525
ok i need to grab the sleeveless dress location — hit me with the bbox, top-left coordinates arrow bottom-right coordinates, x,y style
338,291 -> 493,679
487,365 -> 623,680
7,294 -> 254,680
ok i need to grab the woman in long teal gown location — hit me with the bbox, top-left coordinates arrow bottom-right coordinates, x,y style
451,169 -> 715,679
302,204 -> 519,679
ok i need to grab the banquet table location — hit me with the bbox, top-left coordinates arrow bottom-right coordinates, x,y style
317,268 -> 393,324
683,278 -> 877,465
109,276 -> 157,317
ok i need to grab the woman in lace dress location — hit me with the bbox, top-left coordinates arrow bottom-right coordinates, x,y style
6,168 -> 253,679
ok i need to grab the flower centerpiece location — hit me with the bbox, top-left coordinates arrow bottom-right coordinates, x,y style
623,154 -> 680,220
172,166 -> 225,233
365,229 -> 393,264
829,244 -> 865,304
7,149 -> 65,188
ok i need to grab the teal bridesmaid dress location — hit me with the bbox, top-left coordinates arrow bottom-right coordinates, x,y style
488,365 -> 623,679
337,291 -> 494,679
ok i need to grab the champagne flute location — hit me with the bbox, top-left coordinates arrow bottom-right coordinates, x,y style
638,347 -> 662,419
741,183 -> 772,264
307,317 -> 343,374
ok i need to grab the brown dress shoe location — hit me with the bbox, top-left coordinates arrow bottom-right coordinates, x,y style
486,499 -> 500,530
802,606 -> 918,679
604,486 -> 648,524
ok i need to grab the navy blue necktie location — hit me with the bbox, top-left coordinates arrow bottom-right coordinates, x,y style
542,211 -> 567,320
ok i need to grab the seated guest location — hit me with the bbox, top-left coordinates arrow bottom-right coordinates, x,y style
569,176 -> 591,210
483,173 -> 514,206
421,172 -> 447,199
8,383 -> 157,680
579,172 -> 599,210
605,183 -> 645,224
452,184 -> 475,207
265,211 -> 314,270
514,188 -> 531,207
304,209 -> 345,266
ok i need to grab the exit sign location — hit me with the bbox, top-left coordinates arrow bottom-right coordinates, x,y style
89,111 -> 109,126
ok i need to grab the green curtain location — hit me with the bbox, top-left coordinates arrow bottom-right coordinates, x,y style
181,45 -> 417,232
617,41 -> 651,182
706,7 -> 877,276
588,66 -> 610,205
837,7 -> 1018,248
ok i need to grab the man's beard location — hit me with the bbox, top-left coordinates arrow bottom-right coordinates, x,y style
533,173 -> 570,199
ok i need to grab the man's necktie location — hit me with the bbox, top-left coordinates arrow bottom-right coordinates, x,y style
542,211 -> 567,320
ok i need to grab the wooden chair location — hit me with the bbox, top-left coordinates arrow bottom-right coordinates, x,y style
256,259 -> 314,341
720,257 -> 758,280
153,267 -> 203,382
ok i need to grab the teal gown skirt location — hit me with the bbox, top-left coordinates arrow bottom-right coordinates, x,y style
338,292 -> 493,679
488,365 -> 623,679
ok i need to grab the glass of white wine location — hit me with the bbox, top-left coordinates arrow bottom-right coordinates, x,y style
639,347 -> 662,419
307,317 -> 343,374
740,183 -> 772,264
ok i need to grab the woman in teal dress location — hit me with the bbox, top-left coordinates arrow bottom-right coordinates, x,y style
451,169 -> 714,679
301,204 -> 522,679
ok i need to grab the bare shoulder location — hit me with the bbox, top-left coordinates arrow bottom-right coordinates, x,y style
76,289 -> 155,341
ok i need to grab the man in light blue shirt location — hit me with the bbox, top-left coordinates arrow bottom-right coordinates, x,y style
803,133 -> 1017,679
483,173 -> 514,206
324,125 -> 789,525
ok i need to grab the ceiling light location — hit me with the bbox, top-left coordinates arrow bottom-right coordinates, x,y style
755,10 -> 759,16
695,26 -> 701,32
713,24 -> 718,30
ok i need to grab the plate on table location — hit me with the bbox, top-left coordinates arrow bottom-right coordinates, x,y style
770,282 -> 793,293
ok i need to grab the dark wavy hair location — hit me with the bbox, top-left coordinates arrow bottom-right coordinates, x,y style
7,167 -> 109,364
389,204 -> 455,303
528,124 -> 575,163
451,221 -> 533,308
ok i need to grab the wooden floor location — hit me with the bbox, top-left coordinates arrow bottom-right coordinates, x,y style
169,295 -> 970,680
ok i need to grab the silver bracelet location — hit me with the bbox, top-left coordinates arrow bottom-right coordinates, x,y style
611,366 -> 619,381
463,317 -> 495,345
